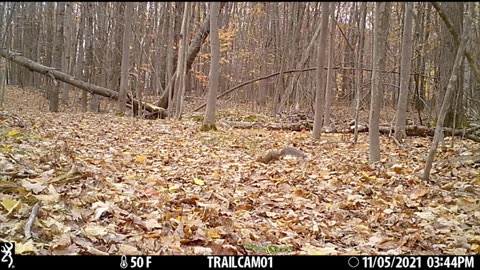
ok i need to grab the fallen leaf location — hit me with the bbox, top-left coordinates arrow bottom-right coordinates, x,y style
193,178 -> 205,186
301,244 -> 337,255
7,129 -> 21,137
1,198 -> 18,212
169,185 -> 179,192
193,246 -> 213,255
118,244 -> 141,255
21,179 -> 46,194
135,156 -> 146,164
207,230 -> 221,239
16,241 -> 35,254
84,225 -> 109,237
410,188 -> 429,200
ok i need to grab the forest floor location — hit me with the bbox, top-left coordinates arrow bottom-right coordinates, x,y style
1,86 -> 479,255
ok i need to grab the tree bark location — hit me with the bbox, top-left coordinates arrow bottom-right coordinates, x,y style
87,3 -> 99,113
353,2 -> 367,143
185,2 -> 226,72
157,2 -> 226,110
173,2 -> 191,118
118,2 -> 133,114
369,2 -> 390,163
312,2 -> 330,139
323,2 -> 336,128
49,2 -> 65,112
77,3 -> 87,112
202,2 -> 220,130
394,2 -> 414,141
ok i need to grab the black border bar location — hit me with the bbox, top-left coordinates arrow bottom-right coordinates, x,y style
4,255 -> 480,270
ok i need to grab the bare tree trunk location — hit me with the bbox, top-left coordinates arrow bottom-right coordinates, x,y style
62,2 -> 73,104
323,2 -> 336,128
185,2 -> 225,72
173,2 -> 191,118
257,3 -> 268,107
77,3 -> 87,112
152,3 -> 166,95
353,2 -> 367,143
0,2 -> 16,108
156,3 -> 226,110
87,3 -> 98,113
45,3 -> 54,103
423,3 -> 471,180
118,2 -> 133,114
164,3 -> 176,109
1,3 -> 17,48
133,2 -> 147,117
394,2 -> 414,141
111,3 -> 125,92
312,2 -> 330,139
49,2 -> 65,112
369,2 -> 390,162
0,60 -> 5,109
202,2 -> 220,131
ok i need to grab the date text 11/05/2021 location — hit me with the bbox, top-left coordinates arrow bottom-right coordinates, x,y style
360,256 -> 475,269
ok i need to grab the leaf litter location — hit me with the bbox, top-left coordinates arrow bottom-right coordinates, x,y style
0,89 -> 479,255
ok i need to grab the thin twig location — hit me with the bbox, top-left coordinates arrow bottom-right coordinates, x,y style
24,203 -> 40,239
0,171 -> 38,178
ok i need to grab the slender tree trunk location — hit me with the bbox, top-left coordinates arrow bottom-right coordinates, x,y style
312,2 -> 330,139
44,3 -> 54,97
77,3 -> 87,112
49,2 -> 65,112
87,3 -> 98,113
323,2 -> 336,128
354,2 -> 367,143
164,3 -> 175,107
62,2 -> 73,103
118,2 -> 133,114
111,3 -> 125,92
173,2 -> 191,118
369,2 -> 390,162
202,2 -> 220,131
394,2 -> 414,141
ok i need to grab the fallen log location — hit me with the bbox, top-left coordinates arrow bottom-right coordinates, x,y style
383,125 -> 480,142
339,125 -> 480,142
436,155 -> 480,168
219,120 -> 309,131
221,120 -> 480,142
0,48 -> 166,118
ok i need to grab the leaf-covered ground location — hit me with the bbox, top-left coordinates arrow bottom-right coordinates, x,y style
1,87 -> 479,255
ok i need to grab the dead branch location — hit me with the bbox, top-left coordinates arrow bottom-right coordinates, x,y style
193,67 -> 429,112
